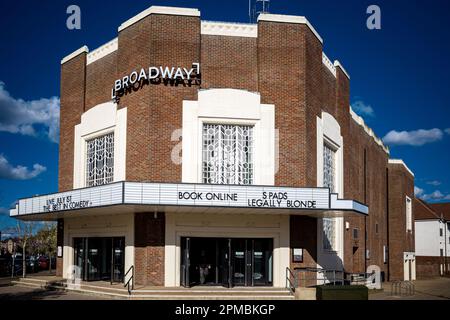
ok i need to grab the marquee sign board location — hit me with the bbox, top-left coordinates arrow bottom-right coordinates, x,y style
12,182 -> 368,217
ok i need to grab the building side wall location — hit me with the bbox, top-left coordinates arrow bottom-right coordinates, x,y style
387,163 -> 415,281
415,220 -> 441,256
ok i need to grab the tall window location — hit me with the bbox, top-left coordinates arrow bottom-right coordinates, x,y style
406,196 -> 412,232
86,133 -> 114,187
323,143 -> 337,251
202,124 -> 253,185
323,143 -> 336,192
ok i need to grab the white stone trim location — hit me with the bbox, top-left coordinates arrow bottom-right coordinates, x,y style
61,46 -> 89,65
350,107 -> 389,154
322,53 -> 336,77
333,60 -> 350,79
73,102 -> 127,189
388,159 -> 414,177
164,212 -> 289,287
87,38 -> 118,65
182,88 -> 276,186
257,13 -> 323,44
119,6 -> 200,32
201,21 -> 257,38
316,112 -> 345,272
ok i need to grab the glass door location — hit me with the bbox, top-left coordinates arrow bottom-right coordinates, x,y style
232,239 -> 247,286
181,237 -> 190,288
252,239 -> 273,286
73,238 -> 86,281
112,237 -> 125,282
220,238 -> 232,288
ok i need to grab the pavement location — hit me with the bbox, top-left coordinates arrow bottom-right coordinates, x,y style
1,276 -> 449,300
369,277 -> 450,300
0,278 -> 115,300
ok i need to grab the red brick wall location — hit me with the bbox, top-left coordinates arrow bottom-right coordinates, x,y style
416,256 -> 446,279
117,14 -> 200,183
134,212 -> 165,286
59,52 -> 86,192
387,163 -> 415,280
201,35 -> 257,91
85,51 -> 117,110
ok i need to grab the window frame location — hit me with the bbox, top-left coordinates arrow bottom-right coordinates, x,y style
405,196 -> 412,232
199,120 -> 256,185
84,130 -> 115,188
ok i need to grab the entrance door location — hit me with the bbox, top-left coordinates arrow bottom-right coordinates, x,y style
112,237 -> 125,282
220,238 -> 232,288
181,237 -> 190,288
73,237 -> 124,282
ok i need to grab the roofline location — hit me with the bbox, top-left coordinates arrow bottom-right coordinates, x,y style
388,159 -> 414,177
60,45 -> 89,65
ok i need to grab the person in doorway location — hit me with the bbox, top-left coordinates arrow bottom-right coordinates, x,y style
199,249 -> 211,285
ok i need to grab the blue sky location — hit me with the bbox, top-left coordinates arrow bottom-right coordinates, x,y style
1,0 -> 449,236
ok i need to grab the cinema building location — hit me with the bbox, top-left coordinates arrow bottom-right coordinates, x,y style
10,6 -> 416,289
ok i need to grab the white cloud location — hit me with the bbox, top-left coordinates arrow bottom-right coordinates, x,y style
382,128 -> 443,146
414,186 -> 424,197
416,187 -> 450,201
426,180 -> 441,186
0,81 -> 60,143
351,100 -> 375,117
0,154 -> 46,180
445,128 -> 450,135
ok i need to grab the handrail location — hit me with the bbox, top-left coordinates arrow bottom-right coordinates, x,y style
124,265 -> 134,295
286,267 -> 296,295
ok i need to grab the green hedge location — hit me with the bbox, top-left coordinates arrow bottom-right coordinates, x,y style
316,285 -> 368,300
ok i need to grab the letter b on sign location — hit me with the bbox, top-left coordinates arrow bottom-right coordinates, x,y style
366,5 -> 381,30
66,5 -> 81,30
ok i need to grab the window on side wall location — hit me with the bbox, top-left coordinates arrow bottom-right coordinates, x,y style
405,196 -> 412,232
86,132 -> 115,187
323,142 -> 337,251
202,124 -> 253,185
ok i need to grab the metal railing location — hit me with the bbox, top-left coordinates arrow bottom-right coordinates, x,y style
294,267 -> 346,287
285,267 -> 296,295
123,265 -> 134,295
390,281 -> 415,296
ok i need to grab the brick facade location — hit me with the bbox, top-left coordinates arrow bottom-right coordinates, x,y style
387,163 -> 415,280
134,212 -> 165,286
57,8 -> 415,284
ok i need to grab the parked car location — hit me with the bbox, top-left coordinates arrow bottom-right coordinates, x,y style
37,256 -> 49,270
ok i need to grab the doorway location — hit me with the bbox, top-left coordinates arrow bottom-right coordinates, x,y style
181,237 -> 273,288
73,237 -> 125,282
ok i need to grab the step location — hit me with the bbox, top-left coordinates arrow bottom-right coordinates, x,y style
13,279 -> 294,300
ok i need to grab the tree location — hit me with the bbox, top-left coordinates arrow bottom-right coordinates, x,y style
39,222 -> 56,271
15,221 -> 36,278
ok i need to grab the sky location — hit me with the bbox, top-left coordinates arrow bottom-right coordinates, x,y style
0,0 -> 449,237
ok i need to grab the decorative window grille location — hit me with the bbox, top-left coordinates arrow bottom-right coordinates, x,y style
323,143 -> 337,251
202,124 -> 253,185
86,133 -> 114,187
323,143 -> 336,193
323,218 -> 336,251
406,196 -> 412,231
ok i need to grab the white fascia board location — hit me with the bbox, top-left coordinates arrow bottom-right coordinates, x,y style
61,46 -> 89,65
119,6 -> 200,32
257,13 -> 323,44
333,60 -> 350,79
87,38 -> 118,65
389,159 -> 415,177
201,21 -> 257,38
